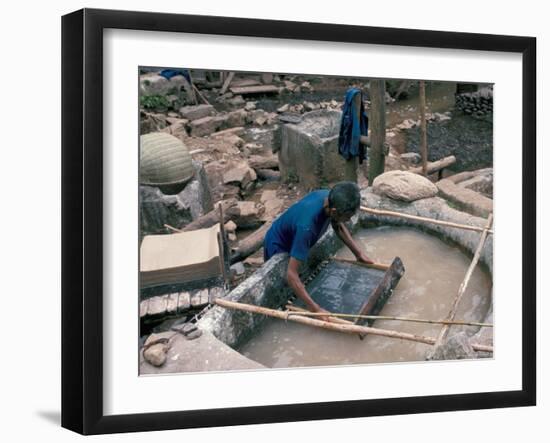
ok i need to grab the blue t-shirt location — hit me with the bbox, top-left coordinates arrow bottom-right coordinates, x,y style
264,190 -> 331,262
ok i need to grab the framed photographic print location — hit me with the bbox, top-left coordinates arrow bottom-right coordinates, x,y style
61,8 -> 536,435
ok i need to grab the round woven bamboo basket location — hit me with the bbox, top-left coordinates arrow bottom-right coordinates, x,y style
140,132 -> 194,194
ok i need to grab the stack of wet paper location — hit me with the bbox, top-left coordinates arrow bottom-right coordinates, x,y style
140,223 -> 221,288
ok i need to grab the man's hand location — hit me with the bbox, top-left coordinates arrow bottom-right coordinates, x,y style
356,252 -> 374,265
314,306 -> 332,323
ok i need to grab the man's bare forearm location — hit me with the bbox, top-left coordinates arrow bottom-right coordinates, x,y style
334,222 -> 363,258
287,258 -> 323,312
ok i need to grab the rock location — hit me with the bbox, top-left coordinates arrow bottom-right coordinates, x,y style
248,154 -> 279,171
189,116 -> 222,137
179,104 -> 215,121
243,143 -> 264,154
400,152 -> 421,165
140,74 -> 168,94
244,256 -> 264,266
233,201 -> 265,228
185,329 -> 203,340
223,162 -> 257,188
284,80 -> 297,92
260,189 -> 284,221
230,261 -> 246,275
277,104 -> 290,113
228,232 -> 237,242
303,101 -> 317,111
143,343 -> 169,367
228,95 -> 245,106
140,111 -> 168,134
427,332 -> 476,361
224,220 -> 237,232
372,170 -> 438,202
225,109 -> 248,128
300,81 -> 313,91
161,119 -> 189,140
245,101 -> 257,111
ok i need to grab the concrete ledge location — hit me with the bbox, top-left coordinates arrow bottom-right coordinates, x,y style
437,178 -> 493,218
140,330 -> 265,375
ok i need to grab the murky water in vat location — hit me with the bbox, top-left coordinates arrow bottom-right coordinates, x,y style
239,227 -> 492,367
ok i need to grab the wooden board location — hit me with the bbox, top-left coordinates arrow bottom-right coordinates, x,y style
354,257 -> 405,326
229,85 -> 279,95
293,258 -> 404,318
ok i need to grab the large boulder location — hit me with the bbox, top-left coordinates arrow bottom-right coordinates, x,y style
372,170 -> 438,202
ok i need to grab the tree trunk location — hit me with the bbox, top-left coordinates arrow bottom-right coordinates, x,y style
230,221 -> 273,264
367,79 -> 386,184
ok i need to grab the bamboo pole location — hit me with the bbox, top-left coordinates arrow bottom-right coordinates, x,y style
286,304 -> 353,326
360,206 -> 494,235
214,298 -> 493,353
331,257 -> 390,272
431,214 -> 494,351
286,305 -> 492,328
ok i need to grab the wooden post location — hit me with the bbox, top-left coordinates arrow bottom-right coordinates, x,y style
367,79 -> 386,185
419,80 -> 428,176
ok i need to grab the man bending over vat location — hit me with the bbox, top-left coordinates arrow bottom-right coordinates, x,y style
263,181 -> 373,316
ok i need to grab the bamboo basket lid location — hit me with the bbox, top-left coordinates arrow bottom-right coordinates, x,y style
140,132 -> 194,188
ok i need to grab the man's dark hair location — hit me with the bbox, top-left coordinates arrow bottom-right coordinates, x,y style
328,181 -> 361,215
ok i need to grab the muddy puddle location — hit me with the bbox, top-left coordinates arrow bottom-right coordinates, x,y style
238,226 -> 492,368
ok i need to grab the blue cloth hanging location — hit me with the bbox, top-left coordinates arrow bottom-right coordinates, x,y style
338,88 -> 369,164
159,69 -> 191,83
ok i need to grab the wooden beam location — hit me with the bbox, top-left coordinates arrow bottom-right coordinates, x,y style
229,85 -> 279,95
410,155 -> 456,175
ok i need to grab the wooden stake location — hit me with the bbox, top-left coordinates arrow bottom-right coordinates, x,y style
214,298 -> 493,353
431,213 -> 494,351
360,206 -> 494,235
220,71 -> 235,95
193,84 -> 211,105
419,80 -> 428,176
367,79 -> 386,184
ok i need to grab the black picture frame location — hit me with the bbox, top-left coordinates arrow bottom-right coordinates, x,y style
61,8 -> 536,435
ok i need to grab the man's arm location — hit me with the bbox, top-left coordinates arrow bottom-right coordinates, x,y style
287,257 -> 328,314
332,221 -> 374,264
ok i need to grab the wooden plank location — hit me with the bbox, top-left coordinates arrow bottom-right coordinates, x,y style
354,256 -> 405,328
229,85 -> 279,95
